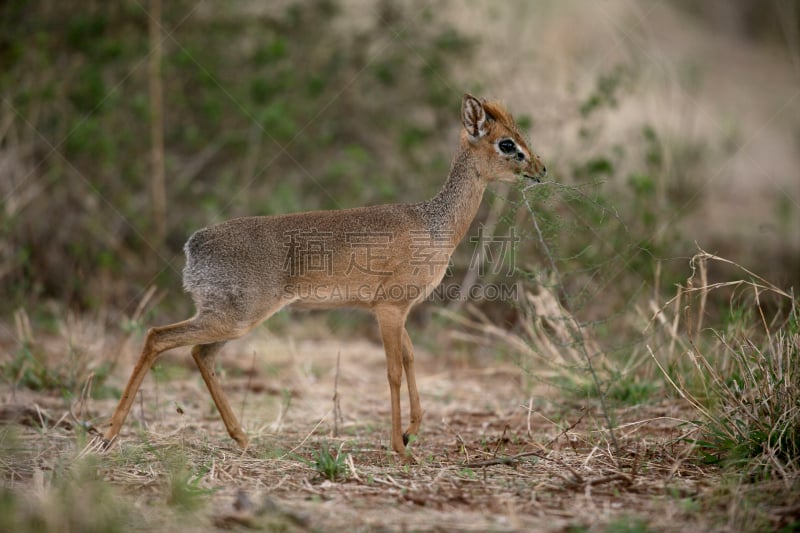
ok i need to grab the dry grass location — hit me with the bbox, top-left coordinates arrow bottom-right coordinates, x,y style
3,248 -> 800,531
1,246 -> 798,531
646,250 -> 800,482
0,318 -> 733,532
3,265 -> 799,531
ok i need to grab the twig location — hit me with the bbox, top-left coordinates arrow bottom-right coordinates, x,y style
138,390 -> 147,430
372,475 -> 406,490
526,396 -> 533,438
690,248 -> 793,299
111,285 -> 162,375
464,451 -> 539,468
34,404 -> 48,431
464,447 -> 632,489
523,191 -> 621,459
464,449 -> 584,485
148,0 -> 166,246
696,251 -> 708,334
52,410 -> 71,431
77,435 -> 108,459
385,474 -> 406,490
332,351 -> 342,438
75,371 -> 95,420
545,410 -> 585,448
492,425 -> 510,457
265,388 -> 293,434
345,453 -> 360,482
240,351 -> 257,423
280,412 -> 329,459
647,344 -> 713,420
449,187 -> 508,312
456,434 -> 470,464
300,478 -> 324,496
577,472 -> 632,488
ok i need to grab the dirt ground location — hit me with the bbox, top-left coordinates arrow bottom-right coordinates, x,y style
1,327 -> 731,532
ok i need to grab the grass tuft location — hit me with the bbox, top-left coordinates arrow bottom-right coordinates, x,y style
650,250 -> 799,479
311,441 -> 348,482
1,309 -> 115,399
159,449 -> 215,512
0,456 -> 134,533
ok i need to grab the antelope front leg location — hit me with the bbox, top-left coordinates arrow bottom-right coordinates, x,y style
376,308 -> 407,454
401,328 -> 421,445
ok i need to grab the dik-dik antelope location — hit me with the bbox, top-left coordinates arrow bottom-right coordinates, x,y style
103,94 -> 546,454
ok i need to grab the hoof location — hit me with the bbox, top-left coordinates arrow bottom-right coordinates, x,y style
233,433 -> 250,450
402,432 -> 412,447
89,435 -> 115,453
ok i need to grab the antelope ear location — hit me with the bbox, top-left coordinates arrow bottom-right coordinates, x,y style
461,94 -> 487,140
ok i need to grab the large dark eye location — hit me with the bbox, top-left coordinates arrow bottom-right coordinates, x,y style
498,139 -> 516,154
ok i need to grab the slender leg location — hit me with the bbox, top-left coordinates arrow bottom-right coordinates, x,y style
401,328 -> 422,445
375,307 -> 407,454
103,316 -> 238,446
191,342 -> 248,448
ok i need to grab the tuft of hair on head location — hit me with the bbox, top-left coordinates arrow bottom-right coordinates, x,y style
481,99 -> 522,137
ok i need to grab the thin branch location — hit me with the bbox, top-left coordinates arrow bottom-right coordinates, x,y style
332,351 -> 342,438
463,448 -> 588,487
148,0 -> 166,246
523,189 -> 622,458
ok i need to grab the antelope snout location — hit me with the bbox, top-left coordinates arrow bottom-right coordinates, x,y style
524,154 -> 547,182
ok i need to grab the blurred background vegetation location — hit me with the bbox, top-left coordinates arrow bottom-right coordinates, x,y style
1,0 -> 798,328
1,0 -> 479,316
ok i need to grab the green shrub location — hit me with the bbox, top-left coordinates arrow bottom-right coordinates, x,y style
0,0 -> 474,315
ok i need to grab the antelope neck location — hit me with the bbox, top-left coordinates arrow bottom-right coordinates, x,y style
417,145 -> 487,246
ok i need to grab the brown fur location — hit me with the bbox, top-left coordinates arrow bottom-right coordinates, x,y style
482,100 -> 520,135
102,95 -> 546,454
